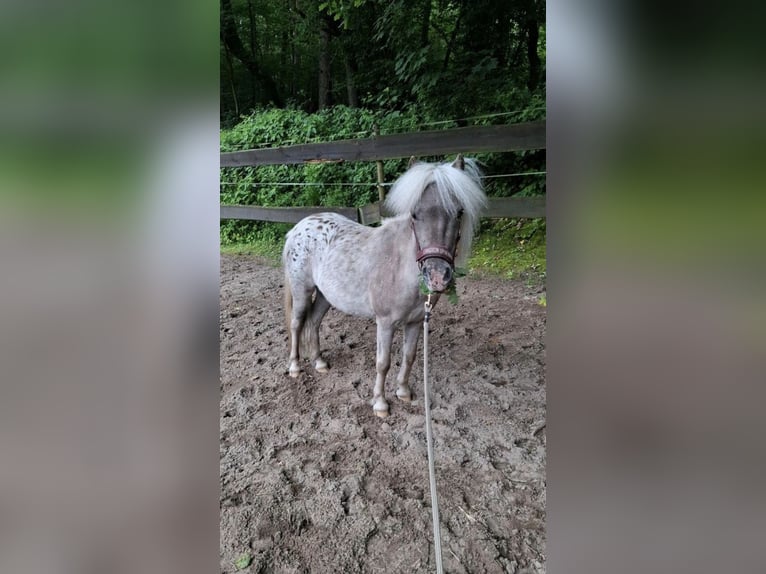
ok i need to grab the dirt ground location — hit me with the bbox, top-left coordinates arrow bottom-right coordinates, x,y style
220,253 -> 546,573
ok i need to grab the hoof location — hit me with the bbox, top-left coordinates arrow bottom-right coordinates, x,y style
289,369 -> 300,378
371,397 -> 389,417
396,389 -> 412,403
315,358 -> 329,373
288,363 -> 301,378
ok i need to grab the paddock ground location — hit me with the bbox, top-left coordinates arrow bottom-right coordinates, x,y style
220,253 -> 546,573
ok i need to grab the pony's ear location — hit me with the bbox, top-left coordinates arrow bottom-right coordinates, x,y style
408,156 -> 418,168
452,154 -> 465,170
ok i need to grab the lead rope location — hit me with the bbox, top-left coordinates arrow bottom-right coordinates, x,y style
423,293 -> 444,574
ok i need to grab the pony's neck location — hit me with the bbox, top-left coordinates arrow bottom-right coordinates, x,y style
377,215 -> 419,268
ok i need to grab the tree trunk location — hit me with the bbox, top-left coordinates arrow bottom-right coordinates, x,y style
247,0 -> 257,109
220,0 -> 284,107
441,1 -> 465,74
342,51 -> 359,107
420,0 -> 431,48
526,14 -> 541,91
318,17 -> 331,110
248,0 -> 256,60
289,0 -> 303,101
223,40 -> 239,118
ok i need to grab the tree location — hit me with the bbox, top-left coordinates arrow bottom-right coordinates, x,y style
219,0 -> 545,120
220,0 -> 284,108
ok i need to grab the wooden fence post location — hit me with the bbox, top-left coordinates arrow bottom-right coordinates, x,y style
373,124 -> 385,203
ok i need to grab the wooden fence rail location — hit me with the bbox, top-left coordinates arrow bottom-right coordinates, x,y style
220,204 -> 359,224
220,196 -> 545,225
220,120 -> 546,222
220,121 -> 545,167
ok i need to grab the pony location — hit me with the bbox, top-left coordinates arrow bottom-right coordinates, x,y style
282,155 -> 486,417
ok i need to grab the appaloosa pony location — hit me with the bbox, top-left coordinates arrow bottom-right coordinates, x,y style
283,155 -> 486,417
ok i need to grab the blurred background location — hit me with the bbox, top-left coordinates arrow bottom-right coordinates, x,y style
0,1 -> 220,573
548,0 -> 766,572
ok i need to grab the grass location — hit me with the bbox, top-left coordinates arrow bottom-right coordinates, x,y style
468,218 -> 546,285
221,238 -> 283,262
220,217 -> 547,285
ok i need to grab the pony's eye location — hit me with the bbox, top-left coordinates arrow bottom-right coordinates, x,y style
411,212 -> 418,221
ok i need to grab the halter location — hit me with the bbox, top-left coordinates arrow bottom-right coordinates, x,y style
410,215 -> 461,268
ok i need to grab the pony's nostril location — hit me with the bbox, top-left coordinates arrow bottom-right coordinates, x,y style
443,267 -> 453,283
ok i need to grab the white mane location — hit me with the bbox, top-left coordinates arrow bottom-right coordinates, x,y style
385,158 -> 485,220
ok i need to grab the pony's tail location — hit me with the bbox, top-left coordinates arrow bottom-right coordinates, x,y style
299,292 -> 320,360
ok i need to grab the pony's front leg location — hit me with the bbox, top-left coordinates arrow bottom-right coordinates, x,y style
371,320 -> 394,417
395,321 -> 421,402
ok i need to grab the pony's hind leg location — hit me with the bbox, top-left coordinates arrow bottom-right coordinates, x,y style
287,285 -> 313,378
395,321 -> 421,402
304,289 -> 331,373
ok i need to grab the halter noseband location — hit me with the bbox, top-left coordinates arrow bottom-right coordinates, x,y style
410,216 -> 461,268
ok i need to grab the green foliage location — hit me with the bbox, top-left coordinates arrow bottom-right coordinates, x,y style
414,263 -> 472,305
234,553 -> 252,570
469,218 -> 546,285
470,92 -> 546,199
319,0 -> 368,27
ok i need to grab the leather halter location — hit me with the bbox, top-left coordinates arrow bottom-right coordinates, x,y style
411,216 -> 461,268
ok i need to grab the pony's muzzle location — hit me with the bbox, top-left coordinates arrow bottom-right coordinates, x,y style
421,258 -> 453,293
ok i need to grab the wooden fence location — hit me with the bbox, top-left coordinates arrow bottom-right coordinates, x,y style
220,120 -> 546,223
